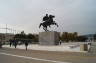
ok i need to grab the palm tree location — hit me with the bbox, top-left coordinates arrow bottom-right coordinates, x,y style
61,32 -> 69,42
73,32 -> 78,41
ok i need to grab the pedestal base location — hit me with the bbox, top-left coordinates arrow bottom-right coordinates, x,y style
39,31 -> 59,45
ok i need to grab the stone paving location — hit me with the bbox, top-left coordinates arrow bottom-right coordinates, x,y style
0,47 -> 96,63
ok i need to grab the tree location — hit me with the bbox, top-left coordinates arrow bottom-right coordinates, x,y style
14,31 -> 27,39
33,34 -> 38,42
73,32 -> 78,41
61,32 -> 69,42
61,32 -> 79,42
27,33 -> 35,39
77,36 -> 87,42
94,33 -> 96,41
68,33 -> 73,42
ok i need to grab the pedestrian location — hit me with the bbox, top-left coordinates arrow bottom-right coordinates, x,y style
25,41 -> 28,51
9,39 -> 12,47
59,40 -> 62,45
14,40 -> 17,48
10,41 -> 12,47
0,41 -> 2,48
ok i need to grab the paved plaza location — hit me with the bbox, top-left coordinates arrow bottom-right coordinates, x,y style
2,42 -> 91,52
0,47 -> 96,63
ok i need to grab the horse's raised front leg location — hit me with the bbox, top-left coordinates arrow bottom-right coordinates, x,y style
39,23 -> 42,28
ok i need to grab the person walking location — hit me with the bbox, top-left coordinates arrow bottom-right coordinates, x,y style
14,40 -> 17,48
0,41 -> 2,48
59,40 -> 62,45
25,41 -> 28,51
9,39 -> 12,47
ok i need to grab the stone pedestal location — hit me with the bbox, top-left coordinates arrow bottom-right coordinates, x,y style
80,44 -> 88,51
39,31 -> 59,45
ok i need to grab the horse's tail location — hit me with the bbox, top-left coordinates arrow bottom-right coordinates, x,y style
56,23 -> 59,27
53,21 -> 58,27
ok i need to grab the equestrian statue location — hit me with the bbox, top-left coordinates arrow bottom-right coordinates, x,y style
39,14 -> 58,31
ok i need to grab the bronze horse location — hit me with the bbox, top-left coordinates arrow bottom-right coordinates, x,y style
39,15 -> 58,31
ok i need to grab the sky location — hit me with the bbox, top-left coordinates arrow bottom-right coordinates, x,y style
0,0 -> 96,35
